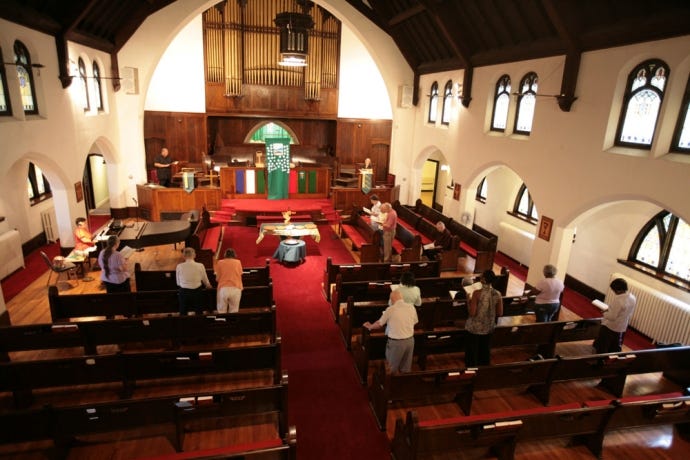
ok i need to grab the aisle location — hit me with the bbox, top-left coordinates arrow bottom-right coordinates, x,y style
228,225 -> 390,459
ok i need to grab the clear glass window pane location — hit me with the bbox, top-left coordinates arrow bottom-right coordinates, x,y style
35,165 -> 46,194
78,58 -> 90,110
530,204 -> 539,221
428,82 -> 438,123
93,63 -> 103,110
517,189 -> 530,215
493,93 -> 510,130
636,225 -> 661,267
27,177 -> 34,199
677,105 -> 690,150
441,81 -> 452,124
0,83 -> 7,112
516,93 -> 536,133
664,219 -> 690,281
478,178 -> 487,199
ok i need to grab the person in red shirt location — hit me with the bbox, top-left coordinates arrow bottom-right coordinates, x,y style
73,217 -> 96,254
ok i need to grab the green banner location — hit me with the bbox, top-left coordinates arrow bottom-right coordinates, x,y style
266,138 -> 290,199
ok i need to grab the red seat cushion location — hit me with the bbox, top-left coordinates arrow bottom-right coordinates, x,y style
201,226 -> 221,250
460,241 -> 477,258
341,224 -> 367,248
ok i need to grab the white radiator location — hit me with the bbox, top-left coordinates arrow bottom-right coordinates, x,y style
40,208 -> 58,243
605,273 -> 690,345
498,222 -> 535,265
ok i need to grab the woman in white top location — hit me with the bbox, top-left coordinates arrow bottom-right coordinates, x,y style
532,264 -> 564,322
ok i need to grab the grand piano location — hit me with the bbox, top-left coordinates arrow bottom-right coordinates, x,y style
95,218 -> 192,249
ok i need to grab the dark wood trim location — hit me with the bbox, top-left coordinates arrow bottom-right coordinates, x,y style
0,310 -> 10,326
617,259 -> 690,294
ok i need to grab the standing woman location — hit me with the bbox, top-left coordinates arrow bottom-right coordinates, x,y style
98,235 -> 131,292
464,270 -> 503,367
532,264 -> 564,322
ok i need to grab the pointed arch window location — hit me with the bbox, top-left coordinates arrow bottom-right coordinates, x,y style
428,81 -> 439,124
441,80 -> 453,125
78,58 -> 90,111
616,59 -> 669,148
514,72 -> 538,135
511,183 -> 538,224
249,122 -> 294,143
475,177 -> 487,203
671,75 -> 690,153
93,61 -> 103,111
627,211 -> 690,286
491,75 -> 511,132
14,41 -> 38,114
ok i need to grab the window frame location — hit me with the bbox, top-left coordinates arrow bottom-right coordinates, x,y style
508,183 -> 538,224
78,57 -> 90,111
428,81 -> 439,124
475,177 -> 487,203
441,80 -> 452,125
28,162 -> 52,206
93,61 -> 104,111
622,210 -> 690,292
14,40 -> 38,115
490,74 -> 511,132
0,47 -> 12,116
614,59 -> 669,149
670,74 -> 690,153
513,72 -> 538,136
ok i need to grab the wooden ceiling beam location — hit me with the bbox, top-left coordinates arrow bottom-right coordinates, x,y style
541,0 -> 580,111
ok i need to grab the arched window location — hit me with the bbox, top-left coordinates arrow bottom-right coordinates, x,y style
511,183 -> 538,223
249,122 -> 294,143
628,211 -> 690,285
514,72 -> 538,135
616,59 -> 669,148
428,81 -> 438,123
93,62 -> 103,111
78,58 -> 90,111
491,75 -> 511,132
441,80 -> 453,125
14,40 -> 38,114
475,177 -> 487,203
671,75 -> 690,153
0,47 -> 11,116
27,162 -> 51,205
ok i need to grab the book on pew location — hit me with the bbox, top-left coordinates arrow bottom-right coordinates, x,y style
463,282 -> 483,297
592,299 -> 609,311
363,207 -> 372,214
423,242 -> 436,250
120,245 -> 135,259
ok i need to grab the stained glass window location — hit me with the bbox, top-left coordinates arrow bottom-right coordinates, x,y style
514,72 -> 537,135
630,211 -> 690,283
616,60 -> 669,148
491,75 -> 511,132
441,80 -> 452,125
250,122 -> 292,143
428,82 -> 438,124
14,40 -> 37,114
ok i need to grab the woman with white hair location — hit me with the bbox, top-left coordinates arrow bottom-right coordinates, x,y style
532,264 -> 564,322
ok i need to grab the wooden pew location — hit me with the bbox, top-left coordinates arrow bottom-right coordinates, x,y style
134,259 -> 271,290
527,346 -> 690,406
369,362 -> 475,430
0,340 -> 282,408
48,284 -> 274,322
339,213 -> 382,263
186,207 -> 224,269
322,257 -> 441,302
330,275 -> 467,323
391,402 -> 613,460
0,381 -> 294,460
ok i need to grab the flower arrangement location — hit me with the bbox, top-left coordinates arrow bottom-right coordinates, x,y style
282,209 -> 293,224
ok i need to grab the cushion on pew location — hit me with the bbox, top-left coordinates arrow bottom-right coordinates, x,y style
342,224 -> 368,249
460,241 -> 477,258
201,226 -> 221,251
583,391 -> 684,407
418,402 -> 582,427
137,438 -> 284,460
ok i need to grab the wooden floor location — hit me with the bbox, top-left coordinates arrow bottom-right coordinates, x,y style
3,225 -> 690,459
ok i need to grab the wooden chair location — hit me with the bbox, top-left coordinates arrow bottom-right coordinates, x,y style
40,251 -> 77,286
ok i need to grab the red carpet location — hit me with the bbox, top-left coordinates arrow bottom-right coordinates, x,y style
221,224 -> 390,459
221,198 -> 333,213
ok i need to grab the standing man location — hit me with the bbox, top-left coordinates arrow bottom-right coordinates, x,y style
214,248 -> 244,313
154,147 -> 174,187
422,221 -> 453,260
593,278 -> 637,353
363,290 -> 418,373
176,247 -> 212,315
379,202 -> 397,262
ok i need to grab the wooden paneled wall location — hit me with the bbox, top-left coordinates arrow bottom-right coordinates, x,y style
336,119 -> 392,184
143,112 -> 207,170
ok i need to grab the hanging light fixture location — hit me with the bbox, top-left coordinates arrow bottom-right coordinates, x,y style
274,12 -> 314,67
